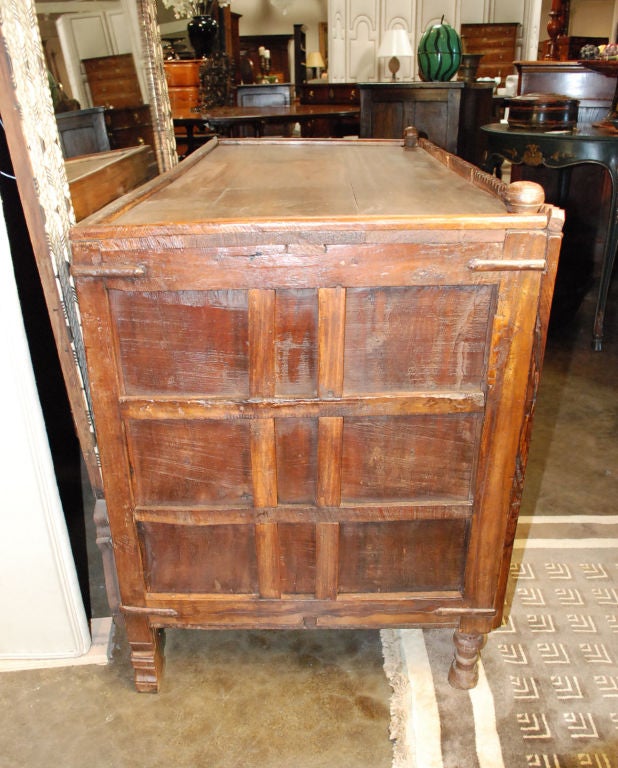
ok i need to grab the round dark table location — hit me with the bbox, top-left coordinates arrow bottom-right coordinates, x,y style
482,122 -> 618,350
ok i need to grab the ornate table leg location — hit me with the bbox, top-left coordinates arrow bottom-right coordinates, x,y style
448,629 -> 485,689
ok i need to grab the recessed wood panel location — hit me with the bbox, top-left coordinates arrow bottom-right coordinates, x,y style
275,289 -> 318,397
344,286 -> 493,392
338,520 -> 469,593
111,289 -> 249,395
278,523 -> 316,594
127,420 -> 252,505
275,419 -> 318,504
341,415 -> 480,502
139,522 -> 258,594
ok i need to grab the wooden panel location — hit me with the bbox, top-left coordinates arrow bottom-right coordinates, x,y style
275,289 -> 317,397
338,519 -> 469,593
275,419 -> 317,504
343,286 -> 494,392
126,420 -> 252,505
110,289 -> 249,396
138,522 -> 258,593
278,522 -> 315,594
340,415 -> 481,502
359,83 -> 461,148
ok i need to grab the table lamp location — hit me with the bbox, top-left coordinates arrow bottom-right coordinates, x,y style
378,29 -> 413,81
306,51 -> 325,80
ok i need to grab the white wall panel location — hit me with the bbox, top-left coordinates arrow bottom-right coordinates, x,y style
349,14 -> 379,81
381,0 -> 415,80
494,0 -> 524,21
0,203 -> 90,663
329,3 -> 347,80
328,0 -> 537,82
460,0 -> 489,23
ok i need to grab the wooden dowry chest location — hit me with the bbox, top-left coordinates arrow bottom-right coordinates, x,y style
70,132 -> 563,692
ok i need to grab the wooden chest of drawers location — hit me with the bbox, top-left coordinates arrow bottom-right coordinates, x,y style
105,105 -> 154,150
460,23 -> 520,82
83,53 -> 143,109
70,134 -> 562,692
164,60 -> 202,116
299,83 -> 360,105
299,83 -> 360,137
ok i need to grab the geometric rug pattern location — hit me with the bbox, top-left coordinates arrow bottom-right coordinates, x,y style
382,516 -> 618,768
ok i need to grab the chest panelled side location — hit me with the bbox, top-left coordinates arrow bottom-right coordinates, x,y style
71,139 -> 562,692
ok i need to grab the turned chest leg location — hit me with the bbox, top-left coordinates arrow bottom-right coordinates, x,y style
448,629 -> 485,690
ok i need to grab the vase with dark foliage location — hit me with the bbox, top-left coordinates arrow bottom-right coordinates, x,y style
188,1 -> 218,59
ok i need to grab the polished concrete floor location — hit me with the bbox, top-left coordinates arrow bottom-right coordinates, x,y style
2,271 -> 616,768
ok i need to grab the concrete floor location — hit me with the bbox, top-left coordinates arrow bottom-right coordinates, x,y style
1,272 -> 616,768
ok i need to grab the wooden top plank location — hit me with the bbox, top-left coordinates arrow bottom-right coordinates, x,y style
107,140 -> 507,226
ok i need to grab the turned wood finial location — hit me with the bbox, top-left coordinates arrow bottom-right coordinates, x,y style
403,126 -> 419,150
545,0 -> 568,60
505,181 -> 545,214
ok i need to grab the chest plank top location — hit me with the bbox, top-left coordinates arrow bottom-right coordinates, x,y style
70,134 -> 563,692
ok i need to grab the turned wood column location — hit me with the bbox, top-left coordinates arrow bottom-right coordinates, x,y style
545,0 -> 569,60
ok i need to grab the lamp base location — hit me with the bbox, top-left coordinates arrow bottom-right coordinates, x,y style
388,56 -> 400,82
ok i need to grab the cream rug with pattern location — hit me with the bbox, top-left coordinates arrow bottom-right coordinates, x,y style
382,515 -> 618,768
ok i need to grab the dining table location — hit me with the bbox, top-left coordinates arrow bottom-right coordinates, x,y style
173,102 -> 361,145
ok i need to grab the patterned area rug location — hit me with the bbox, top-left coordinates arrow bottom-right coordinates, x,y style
382,516 -> 618,768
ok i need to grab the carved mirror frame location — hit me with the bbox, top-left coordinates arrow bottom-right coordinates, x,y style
0,0 -> 176,497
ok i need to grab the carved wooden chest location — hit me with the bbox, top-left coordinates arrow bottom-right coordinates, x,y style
70,134 -> 563,692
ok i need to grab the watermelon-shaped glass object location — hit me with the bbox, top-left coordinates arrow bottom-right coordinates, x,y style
417,16 -> 462,82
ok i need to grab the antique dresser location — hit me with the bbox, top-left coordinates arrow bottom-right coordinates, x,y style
70,132 -> 563,692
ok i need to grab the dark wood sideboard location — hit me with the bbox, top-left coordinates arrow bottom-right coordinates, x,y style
298,82 -> 360,137
70,134 -> 563,693
359,81 -> 494,166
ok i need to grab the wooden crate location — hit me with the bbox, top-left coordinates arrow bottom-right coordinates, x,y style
65,146 -> 156,221
70,134 -> 563,693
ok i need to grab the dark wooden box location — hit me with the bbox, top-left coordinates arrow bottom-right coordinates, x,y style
70,135 -> 563,692
506,93 -> 580,130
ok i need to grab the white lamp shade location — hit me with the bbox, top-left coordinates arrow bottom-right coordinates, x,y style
306,51 -> 326,69
377,29 -> 413,58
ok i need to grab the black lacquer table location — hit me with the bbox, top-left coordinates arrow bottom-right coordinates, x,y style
482,122 -> 618,350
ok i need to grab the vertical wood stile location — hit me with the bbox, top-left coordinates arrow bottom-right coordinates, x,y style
248,289 -> 280,597
249,289 -> 276,398
318,286 -> 346,399
255,521 -> 281,599
316,287 -> 346,599
316,522 -> 340,600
